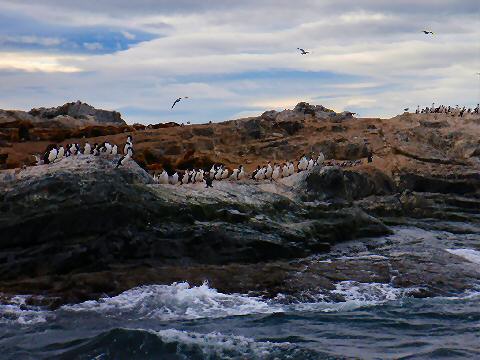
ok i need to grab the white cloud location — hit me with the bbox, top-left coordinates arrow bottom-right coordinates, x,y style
0,35 -> 63,46
0,0 -> 478,123
0,52 -> 82,73
121,30 -> 136,40
83,42 -> 104,51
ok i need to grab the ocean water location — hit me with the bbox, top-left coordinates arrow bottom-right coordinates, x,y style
1,226 -> 479,360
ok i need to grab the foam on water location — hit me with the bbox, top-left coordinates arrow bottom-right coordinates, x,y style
0,296 -> 50,325
60,280 -> 421,322
146,328 -> 300,359
61,281 -> 283,320
446,248 -> 480,265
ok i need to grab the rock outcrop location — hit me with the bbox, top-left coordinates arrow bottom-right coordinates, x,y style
0,157 -> 392,303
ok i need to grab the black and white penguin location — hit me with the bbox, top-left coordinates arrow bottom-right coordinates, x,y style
93,143 -> 100,156
116,146 -> 133,168
124,136 -> 133,155
46,146 -> 58,164
204,173 -> 213,188
237,165 -> 245,180
84,142 -> 92,155
56,146 -> 65,161
251,165 -> 260,180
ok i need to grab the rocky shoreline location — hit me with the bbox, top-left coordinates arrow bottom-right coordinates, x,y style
1,156 -> 479,307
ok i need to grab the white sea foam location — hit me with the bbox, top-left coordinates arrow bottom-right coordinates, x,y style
62,279 -> 422,322
446,248 -> 480,265
290,281 -> 419,313
0,296 -> 50,325
145,328 -> 298,359
61,281 -> 283,320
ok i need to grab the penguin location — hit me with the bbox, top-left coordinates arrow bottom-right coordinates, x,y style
214,166 -> 223,180
298,155 -> 308,172
307,158 -> 314,171
116,147 -> 133,168
204,173 -> 214,188
288,161 -> 295,175
316,153 -> 325,166
282,163 -> 289,177
84,142 -> 92,155
124,136 -> 133,155
56,146 -> 65,161
196,169 -> 205,183
159,170 -> 169,184
265,162 -> 273,179
181,171 -> 189,185
251,166 -> 260,180
209,164 -> 216,179
47,146 -> 58,164
272,164 -> 281,181
111,144 -> 118,156
254,167 -> 265,181
238,165 -> 245,180
229,168 -> 239,180
93,143 -> 100,156
221,167 -> 229,179
153,173 -> 158,182
69,143 -> 77,156
169,172 -> 179,185
64,144 -> 71,157
34,154 -> 43,165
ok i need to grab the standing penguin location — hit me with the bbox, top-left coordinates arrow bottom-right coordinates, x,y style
124,136 -> 133,154
204,173 -> 214,188
169,172 -> 179,185
282,163 -> 289,177
265,162 -> 273,180
46,146 -> 58,164
56,146 -> 65,162
229,168 -> 239,181
111,144 -> 118,156
116,146 -> 133,168
237,165 -> 245,180
272,164 -> 281,181
84,142 -> 92,155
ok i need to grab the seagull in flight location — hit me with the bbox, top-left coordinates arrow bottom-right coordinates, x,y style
297,48 -> 309,55
171,97 -> 189,109
422,30 -> 434,35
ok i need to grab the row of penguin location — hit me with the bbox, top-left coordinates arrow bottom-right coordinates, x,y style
41,135 -> 326,184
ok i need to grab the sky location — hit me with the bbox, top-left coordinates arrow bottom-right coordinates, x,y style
0,1 -> 479,125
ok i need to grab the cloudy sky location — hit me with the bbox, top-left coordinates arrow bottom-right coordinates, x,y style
0,1 -> 478,124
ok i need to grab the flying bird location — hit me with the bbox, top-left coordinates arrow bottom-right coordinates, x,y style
171,96 -> 189,109
422,30 -> 434,35
297,48 -> 309,55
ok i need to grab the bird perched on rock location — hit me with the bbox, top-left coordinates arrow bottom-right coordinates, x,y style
46,146 -> 58,164
116,146 -> 133,168
124,136 -> 133,155
84,142 -> 91,155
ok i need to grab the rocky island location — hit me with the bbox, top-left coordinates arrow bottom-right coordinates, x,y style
0,102 -> 479,308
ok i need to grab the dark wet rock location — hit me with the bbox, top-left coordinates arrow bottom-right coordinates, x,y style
397,172 -> 480,194
0,158 -> 392,304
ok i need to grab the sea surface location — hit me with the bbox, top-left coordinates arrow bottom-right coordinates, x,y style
1,226 -> 479,360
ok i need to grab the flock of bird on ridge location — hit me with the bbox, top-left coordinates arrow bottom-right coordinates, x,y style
38,135 -> 327,187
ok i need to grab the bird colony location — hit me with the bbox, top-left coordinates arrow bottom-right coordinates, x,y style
152,153 -> 326,187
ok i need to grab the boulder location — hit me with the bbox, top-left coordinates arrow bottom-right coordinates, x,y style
29,101 -> 125,125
